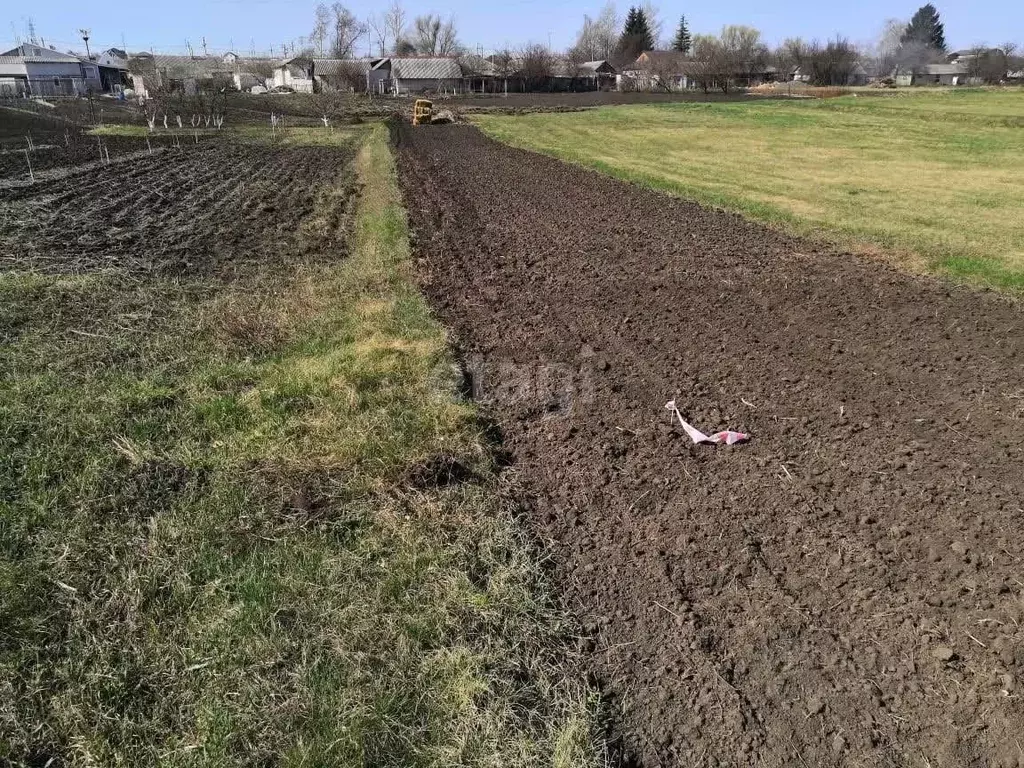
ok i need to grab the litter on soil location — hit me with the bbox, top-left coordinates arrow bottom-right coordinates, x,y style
666,401 -> 750,445
393,121 -> 1024,768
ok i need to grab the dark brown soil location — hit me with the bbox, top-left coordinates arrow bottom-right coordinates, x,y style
441,89 -> 783,112
393,122 -> 1024,768
0,141 -> 354,275
219,90 -> 778,125
0,105 -> 162,179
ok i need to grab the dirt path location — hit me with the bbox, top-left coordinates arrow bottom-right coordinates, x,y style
393,123 -> 1024,768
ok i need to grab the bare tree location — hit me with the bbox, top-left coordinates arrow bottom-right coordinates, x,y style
640,1 -> 664,48
875,18 -> 906,77
573,15 -> 601,61
367,13 -> 389,57
437,17 -> 460,55
384,1 -> 408,53
248,60 -> 276,88
690,34 -> 726,93
641,52 -> 688,91
964,44 -> 1011,83
328,3 -> 366,59
565,45 -> 589,86
311,4 -> 330,56
771,38 -> 805,79
594,2 -> 619,59
718,25 -> 768,88
572,3 -> 619,61
803,37 -> 859,85
412,14 -> 459,55
492,48 -> 517,76
518,43 -> 556,90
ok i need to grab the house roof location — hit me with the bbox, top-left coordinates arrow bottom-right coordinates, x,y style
634,51 -> 690,70
277,57 -> 379,78
391,57 -> 462,80
130,54 -> 232,77
948,48 -> 1003,61
581,59 -> 616,74
459,54 -> 497,76
923,63 -> 968,75
132,53 -> 275,78
1,44 -> 82,62
316,57 -> 381,76
628,52 -> 702,75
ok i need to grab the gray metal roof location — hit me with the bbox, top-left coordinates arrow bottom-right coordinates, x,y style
391,57 -> 462,80
1,44 -> 81,61
923,63 -> 969,75
131,54 -> 275,77
459,54 -> 496,76
315,57 -> 380,75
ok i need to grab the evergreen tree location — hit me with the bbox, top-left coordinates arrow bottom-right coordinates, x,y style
901,4 -> 947,53
672,14 -> 691,53
617,6 -> 655,61
621,7 -> 639,42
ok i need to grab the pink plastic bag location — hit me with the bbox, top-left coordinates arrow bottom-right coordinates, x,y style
665,401 -> 749,446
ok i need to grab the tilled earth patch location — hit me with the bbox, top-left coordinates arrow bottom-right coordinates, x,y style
1,141 -> 354,275
393,122 -> 1024,767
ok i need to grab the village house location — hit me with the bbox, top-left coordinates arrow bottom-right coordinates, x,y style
621,51 -> 695,90
622,51 -> 777,92
0,44 -> 102,97
89,48 -> 130,93
130,52 -> 275,96
458,54 -> 499,93
370,57 -> 464,95
551,59 -> 617,90
894,62 -> 971,86
272,56 -> 381,93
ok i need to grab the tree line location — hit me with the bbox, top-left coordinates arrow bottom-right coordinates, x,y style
289,1 -> 1021,89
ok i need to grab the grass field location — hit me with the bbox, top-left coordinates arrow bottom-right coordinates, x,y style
1,126 -> 601,766
474,89 -> 1024,290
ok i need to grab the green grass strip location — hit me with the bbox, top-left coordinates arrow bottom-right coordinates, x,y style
1,125 -> 602,767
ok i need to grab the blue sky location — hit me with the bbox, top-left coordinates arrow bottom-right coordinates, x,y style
3,1 -> 1021,58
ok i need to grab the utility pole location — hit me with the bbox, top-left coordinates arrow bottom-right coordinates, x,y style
202,36 -> 208,56
79,28 -> 92,59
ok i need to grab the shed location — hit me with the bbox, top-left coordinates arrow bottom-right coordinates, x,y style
385,57 -> 463,95
129,53 -> 235,96
273,56 -> 314,91
916,63 -> 970,86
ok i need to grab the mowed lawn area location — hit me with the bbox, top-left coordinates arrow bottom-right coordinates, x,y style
474,89 -> 1024,290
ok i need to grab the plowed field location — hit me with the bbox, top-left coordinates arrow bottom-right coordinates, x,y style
1,142 -> 354,275
393,122 -> 1024,767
